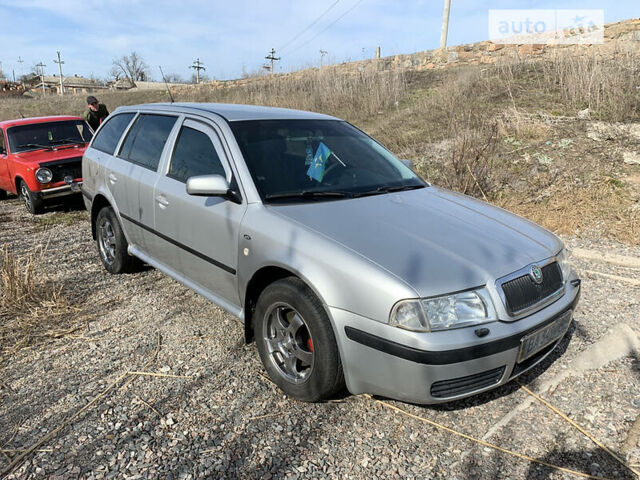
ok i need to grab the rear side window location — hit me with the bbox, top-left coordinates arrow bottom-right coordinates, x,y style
119,114 -> 177,171
0,130 -> 5,155
91,113 -> 134,154
168,126 -> 225,182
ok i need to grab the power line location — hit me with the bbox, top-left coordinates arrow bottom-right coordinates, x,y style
287,0 -> 366,55
278,0 -> 340,53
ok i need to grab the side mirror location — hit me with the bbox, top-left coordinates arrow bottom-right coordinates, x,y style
186,174 -> 230,196
400,158 -> 415,170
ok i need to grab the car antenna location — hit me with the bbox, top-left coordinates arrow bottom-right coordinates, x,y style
158,66 -> 175,104
19,111 -> 24,118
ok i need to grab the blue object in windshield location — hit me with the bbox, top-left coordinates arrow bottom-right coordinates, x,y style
307,142 -> 331,182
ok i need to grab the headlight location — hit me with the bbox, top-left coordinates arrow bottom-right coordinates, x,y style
35,167 -> 53,184
390,287 -> 497,332
557,248 -> 571,281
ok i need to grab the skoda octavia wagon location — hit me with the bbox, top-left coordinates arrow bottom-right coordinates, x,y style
82,103 -> 581,404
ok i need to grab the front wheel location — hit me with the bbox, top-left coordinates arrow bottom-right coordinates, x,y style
19,180 -> 44,214
95,206 -> 139,274
0,189 -> 7,200
255,277 -> 344,402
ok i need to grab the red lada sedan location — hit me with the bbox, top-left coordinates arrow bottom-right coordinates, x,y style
0,115 -> 93,214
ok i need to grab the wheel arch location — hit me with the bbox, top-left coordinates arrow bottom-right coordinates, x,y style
243,265 -> 334,344
14,175 -> 26,192
90,194 -> 112,240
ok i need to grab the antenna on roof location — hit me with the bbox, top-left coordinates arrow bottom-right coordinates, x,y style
158,66 -> 175,104
19,111 -> 24,118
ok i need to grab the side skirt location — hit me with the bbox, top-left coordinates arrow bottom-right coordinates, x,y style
128,245 -> 244,320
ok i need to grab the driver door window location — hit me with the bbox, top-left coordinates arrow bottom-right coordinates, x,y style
169,126 -> 226,182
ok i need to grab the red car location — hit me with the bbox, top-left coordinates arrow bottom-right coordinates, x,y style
0,115 -> 93,213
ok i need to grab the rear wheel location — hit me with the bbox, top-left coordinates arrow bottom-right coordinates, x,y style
255,277 -> 344,402
96,206 -> 139,274
0,189 -> 7,200
19,180 -> 44,214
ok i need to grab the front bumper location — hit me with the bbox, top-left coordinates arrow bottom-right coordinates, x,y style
332,277 -> 581,404
40,181 -> 83,199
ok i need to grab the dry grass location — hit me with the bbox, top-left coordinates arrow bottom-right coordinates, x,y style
0,68 -> 407,126
0,246 -> 88,361
501,178 -> 639,244
541,45 -> 640,121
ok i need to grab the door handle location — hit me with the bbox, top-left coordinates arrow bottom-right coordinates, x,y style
155,195 -> 169,208
108,173 -> 118,184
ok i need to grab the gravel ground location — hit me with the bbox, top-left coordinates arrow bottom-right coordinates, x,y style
1,195 -> 639,480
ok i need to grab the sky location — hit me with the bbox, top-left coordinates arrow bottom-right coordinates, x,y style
0,0 -> 637,82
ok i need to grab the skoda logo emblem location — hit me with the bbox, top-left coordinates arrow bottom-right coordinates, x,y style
530,264 -> 544,284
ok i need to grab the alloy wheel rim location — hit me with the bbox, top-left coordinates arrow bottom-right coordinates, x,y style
263,303 -> 314,384
98,219 -> 116,265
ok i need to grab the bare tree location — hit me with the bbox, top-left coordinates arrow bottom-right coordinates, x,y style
163,73 -> 185,83
190,72 -> 209,84
108,65 -> 123,82
112,52 -> 150,83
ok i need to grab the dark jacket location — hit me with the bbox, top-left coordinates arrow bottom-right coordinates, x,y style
84,104 -> 109,130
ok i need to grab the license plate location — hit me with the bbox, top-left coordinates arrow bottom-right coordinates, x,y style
518,310 -> 572,362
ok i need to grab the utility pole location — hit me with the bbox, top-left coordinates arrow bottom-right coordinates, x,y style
17,56 -> 24,83
319,50 -> 327,68
189,58 -> 206,84
440,0 -> 452,48
53,51 -> 65,95
265,48 -> 280,75
35,61 -> 46,97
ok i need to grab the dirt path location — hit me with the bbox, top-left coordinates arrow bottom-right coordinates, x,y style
1,196 -> 639,479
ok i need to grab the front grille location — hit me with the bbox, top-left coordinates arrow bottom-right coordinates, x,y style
502,262 -> 563,314
40,156 -> 82,183
430,366 -> 505,398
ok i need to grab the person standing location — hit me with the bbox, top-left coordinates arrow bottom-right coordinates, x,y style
83,95 -> 109,131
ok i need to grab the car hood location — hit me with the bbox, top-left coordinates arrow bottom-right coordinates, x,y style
12,145 -> 87,164
270,186 -> 562,297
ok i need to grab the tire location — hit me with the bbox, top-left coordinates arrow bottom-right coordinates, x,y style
0,189 -> 7,200
19,180 -> 44,214
255,277 -> 345,402
95,206 -> 139,274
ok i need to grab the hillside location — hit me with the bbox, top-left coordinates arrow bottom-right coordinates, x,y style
1,18 -> 638,243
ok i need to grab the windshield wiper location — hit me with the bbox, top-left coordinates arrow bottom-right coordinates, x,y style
353,184 -> 425,198
266,190 -> 351,201
16,143 -> 55,151
50,138 -> 86,146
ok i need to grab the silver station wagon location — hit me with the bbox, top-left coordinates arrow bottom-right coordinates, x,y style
82,103 -> 581,404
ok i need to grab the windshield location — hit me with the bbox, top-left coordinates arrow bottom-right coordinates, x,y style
230,119 -> 425,203
7,120 -> 93,153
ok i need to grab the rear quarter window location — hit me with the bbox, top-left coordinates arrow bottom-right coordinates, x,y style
91,113 -> 135,154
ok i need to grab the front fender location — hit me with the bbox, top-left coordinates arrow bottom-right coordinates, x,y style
238,204 -> 418,324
